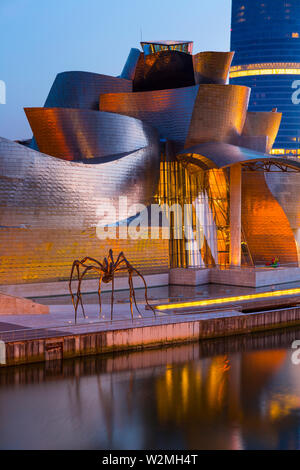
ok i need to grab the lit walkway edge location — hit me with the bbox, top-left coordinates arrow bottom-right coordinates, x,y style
1,305 -> 300,367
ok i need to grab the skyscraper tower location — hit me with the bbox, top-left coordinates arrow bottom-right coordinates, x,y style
230,0 -> 300,157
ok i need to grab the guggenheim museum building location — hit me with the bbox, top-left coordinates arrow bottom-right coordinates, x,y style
1,39 -> 300,287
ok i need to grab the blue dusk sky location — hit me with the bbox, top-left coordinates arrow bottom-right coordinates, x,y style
0,0 -> 231,140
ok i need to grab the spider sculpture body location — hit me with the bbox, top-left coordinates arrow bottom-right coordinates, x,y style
69,249 -> 155,322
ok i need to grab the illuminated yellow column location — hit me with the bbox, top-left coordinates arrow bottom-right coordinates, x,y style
230,164 -> 242,267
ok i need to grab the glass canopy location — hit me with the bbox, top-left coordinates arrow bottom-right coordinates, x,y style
141,40 -> 193,55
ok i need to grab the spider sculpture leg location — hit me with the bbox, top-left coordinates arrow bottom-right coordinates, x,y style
74,256 -> 104,315
77,261 -> 105,319
98,273 -> 104,319
115,254 -> 156,316
108,249 -> 114,264
130,267 -> 155,315
113,251 -> 125,268
69,260 -> 86,323
128,272 -> 134,321
77,274 -> 86,319
110,274 -> 114,321
77,265 -> 102,321
128,270 -> 142,319
80,256 -> 104,269
113,252 -> 127,269
74,267 -> 88,323
75,265 -> 99,323
113,260 -> 135,318
69,260 -> 79,311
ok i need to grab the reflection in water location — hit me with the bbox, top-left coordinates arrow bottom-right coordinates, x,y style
0,328 -> 300,449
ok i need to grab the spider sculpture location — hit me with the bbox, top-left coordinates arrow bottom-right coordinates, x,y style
69,249 -> 155,322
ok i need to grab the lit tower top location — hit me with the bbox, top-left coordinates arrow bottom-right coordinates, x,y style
230,0 -> 300,157
231,0 -> 300,76
141,40 -> 193,55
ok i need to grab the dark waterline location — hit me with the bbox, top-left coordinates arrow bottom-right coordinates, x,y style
1,327 -> 300,450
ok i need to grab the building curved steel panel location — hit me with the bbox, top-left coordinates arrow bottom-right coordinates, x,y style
242,171 -> 299,266
178,142 -> 299,170
120,48 -> 141,80
0,137 -> 160,226
28,72 -> 130,151
236,135 -> 269,153
0,137 -> 166,284
25,108 -> 156,161
99,85 -> 199,145
44,71 -> 132,110
132,52 -> 145,91
177,142 -> 300,172
266,171 -> 300,260
132,50 -> 195,92
242,111 -> 282,153
185,85 -> 250,148
193,51 -> 234,84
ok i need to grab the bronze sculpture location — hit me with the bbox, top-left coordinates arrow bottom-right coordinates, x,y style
69,249 -> 155,322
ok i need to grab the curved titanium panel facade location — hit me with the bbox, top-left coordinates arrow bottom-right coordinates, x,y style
44,71 -> 132,110
0,137 -> 160,226
132,52 -> 145,91
0,137 -> 166,284
100,86 -> 199,145
193,51 -> 234,84
266,171 -> 300,261
177,142 -> 300,172
185,85 -> 250,148
120,48 -> 141,80
132,50 -> 195,92
242,170 -> 298,266
25,108 -> 155,161
266,172 -> 300,229
177,142 -> 268,171
242,111 -> 282,153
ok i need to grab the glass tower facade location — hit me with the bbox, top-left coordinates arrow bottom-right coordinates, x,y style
230,0 -> 300,156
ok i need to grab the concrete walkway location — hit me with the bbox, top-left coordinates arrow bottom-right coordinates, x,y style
1,282 -> 300,366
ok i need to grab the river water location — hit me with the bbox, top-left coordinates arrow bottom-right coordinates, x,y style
0,327 -> 300,450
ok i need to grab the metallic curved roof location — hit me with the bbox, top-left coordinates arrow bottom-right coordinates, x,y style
120,48 -> 141,80
177,142 -> 300,171
100,85 -> 199,145
242,111 -> 282,154
193,51 -> 234,85
44,71 -> 132,110
25,108 -> 157,161
185,84 -> 250,148
0,136 -> 161,228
